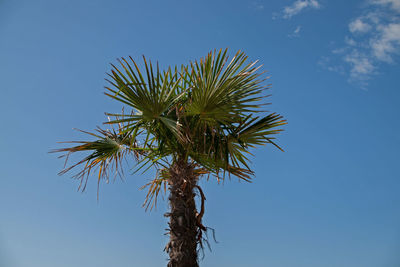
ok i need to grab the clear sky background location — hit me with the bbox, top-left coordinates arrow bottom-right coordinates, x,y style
1,0 -> 400,266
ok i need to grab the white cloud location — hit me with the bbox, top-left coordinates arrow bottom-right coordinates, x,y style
345,36 -> 357,46
344,51 -> 375,79
371,0 -> 400,12
288,25 -> 302,37
318,56 -> 345,74
349,18 -> 372,33
371,23 -> 400,61
251,1 -> 264,10
323,0 -> 400,86
332,47 -> 347,54
282,0 -> 321,19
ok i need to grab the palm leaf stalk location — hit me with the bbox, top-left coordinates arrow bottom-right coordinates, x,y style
52,49 -> 286,267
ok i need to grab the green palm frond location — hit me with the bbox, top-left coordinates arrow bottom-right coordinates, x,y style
104,56 -> 186,143
50,120 -> 141,196
229,113 -> 286,150
184,49 -> 267,125
186,114 -> 286,182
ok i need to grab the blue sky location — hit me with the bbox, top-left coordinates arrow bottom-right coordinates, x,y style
1,0 -> 400,266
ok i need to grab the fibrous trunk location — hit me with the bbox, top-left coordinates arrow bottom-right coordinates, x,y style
165,159 -> 199,267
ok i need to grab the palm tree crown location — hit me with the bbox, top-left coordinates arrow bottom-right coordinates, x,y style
52,49 -> 286,266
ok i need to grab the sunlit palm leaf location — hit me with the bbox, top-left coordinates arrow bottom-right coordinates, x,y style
185,49 -> 267,125
105,56 -> 186,143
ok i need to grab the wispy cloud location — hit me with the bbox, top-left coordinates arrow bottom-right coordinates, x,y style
322,0 -> 400,86
318,56 -> 345,74
371,22 -> 400,62
349,18 -> 372,33
250,1 -> 264,11
282,0 -> 321,19
344,51 -> 375,79
288,26 -> 302,38
371,0 -> 400,12
273,0 -> 321,37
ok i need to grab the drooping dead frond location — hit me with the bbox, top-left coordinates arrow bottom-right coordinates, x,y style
140,168 -> 169,211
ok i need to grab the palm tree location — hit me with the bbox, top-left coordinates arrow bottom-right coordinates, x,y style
52,49 -> 286,267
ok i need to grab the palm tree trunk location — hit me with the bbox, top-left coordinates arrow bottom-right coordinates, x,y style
165,159 -> 199,267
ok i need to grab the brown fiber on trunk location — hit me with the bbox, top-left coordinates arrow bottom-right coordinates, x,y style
165,159 -> 200,267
